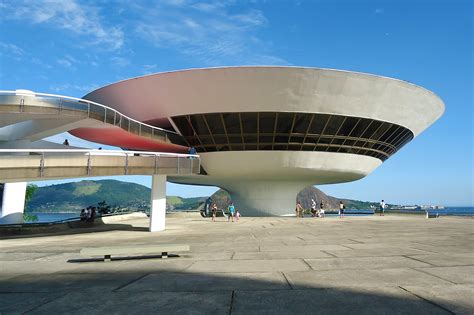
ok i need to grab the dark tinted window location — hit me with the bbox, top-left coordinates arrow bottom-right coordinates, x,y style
222,113 -> 241,134
259,112 -> 276,134
276,113 -> 294,133
337,117 -> 359,136
309,114 -> 330,134
362,120 -> 382,138
206,114 -> 225,134
349,119 -> 371,138
190,115 -> 209,135
324,116 -> 346,135
292,113 -> 312,134
241,113 -> 257,133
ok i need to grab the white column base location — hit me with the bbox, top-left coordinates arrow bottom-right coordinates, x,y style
223,181 -> 311,216
149,175 -> 166,232
0,182 -> 27,224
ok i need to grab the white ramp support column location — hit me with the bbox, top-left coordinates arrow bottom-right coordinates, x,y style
0,182 -> 27,224
149,175 -> 167,232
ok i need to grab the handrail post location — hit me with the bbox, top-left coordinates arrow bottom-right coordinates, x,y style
39,152 -> 45,178
154,154 -> 158,174
125,153 -> 129,175
58,98 -> 63,114
87,152 -> 91,175
177,157 -> 180,174
19,96 -> 24,113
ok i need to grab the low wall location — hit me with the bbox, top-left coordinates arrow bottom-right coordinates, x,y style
0,212 -> 148,237
166,211 -> 202,218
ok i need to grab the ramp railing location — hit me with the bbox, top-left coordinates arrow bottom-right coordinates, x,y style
0,90 -> 186,146
0,149 -> 200,182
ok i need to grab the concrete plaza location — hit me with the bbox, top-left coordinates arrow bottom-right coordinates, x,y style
0,214 -> 473,314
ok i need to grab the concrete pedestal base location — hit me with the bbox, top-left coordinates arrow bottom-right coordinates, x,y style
224,181 -> 311,216
0,182 -> 27,224
149,175 -> 166,232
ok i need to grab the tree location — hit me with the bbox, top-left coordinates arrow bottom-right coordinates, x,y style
97,200 -> 111,215
25,184 -> 38,205
24,184 -> 39,222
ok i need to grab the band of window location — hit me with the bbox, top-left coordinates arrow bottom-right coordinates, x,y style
171,112 -> 414,162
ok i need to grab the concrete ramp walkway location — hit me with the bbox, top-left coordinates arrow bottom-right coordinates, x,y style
0,149 -> 200,183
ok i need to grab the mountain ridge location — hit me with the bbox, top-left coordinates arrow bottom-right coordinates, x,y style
26,179 -> 379,213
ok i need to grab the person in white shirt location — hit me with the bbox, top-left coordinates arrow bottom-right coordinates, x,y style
380,200 -> 386,216
311,199 -> 317,217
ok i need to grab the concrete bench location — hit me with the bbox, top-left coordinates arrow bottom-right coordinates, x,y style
80,244 -> 190,261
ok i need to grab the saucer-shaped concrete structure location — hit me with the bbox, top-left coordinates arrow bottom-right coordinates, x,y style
75,67 -> 444,216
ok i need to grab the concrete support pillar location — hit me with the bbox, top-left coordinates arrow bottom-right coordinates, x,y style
0,182 -> 27,224
223,181 -> 312,216
149,175 -> 167,232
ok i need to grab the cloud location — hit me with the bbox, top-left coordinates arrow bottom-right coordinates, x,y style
56,54 -> 79,69
49,83 -> 100,95
110,56 -> 130,67
142,64 -> 159,74
0,42 -> 25,60
374,8 -> 385,14
133,2 -> 289,66
0,0 -> 124,51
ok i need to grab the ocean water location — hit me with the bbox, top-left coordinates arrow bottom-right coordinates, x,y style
387,207 -> 474,216
425,207 -> 474,216
27,213 -> 80,223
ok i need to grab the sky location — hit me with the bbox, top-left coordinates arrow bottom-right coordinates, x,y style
0,0 -> 472,206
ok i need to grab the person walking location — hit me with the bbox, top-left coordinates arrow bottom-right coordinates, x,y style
211,203 -> 218,222
380,199 -> 386,216
339,201 -> 345,218
234,209 -> 240,222
319,200 -> 325,218
228,202 -> 235,222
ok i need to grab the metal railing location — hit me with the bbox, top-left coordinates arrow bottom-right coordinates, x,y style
0,90 -> 186,146
0,149 -> 200,182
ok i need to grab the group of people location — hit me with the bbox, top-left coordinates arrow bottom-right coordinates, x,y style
80,207 -> 96,223
210,202 -> 240,222
297,199 -> 387,218
295,199 -> 326,218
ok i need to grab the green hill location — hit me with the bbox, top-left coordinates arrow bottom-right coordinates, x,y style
27,180 -> 151,213
27,180 -> 207,213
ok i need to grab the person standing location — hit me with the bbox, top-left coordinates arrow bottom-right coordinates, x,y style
320,201 -> 325,218
296,201 -> 304,218
380,200 -> 386,216
234,209 -> 240,222
211,203 -> 217,222
228,202 -> 235,222
311,199 -> 317,217
339,201 -> 345,218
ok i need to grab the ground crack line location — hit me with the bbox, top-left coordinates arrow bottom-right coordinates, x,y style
228,290 -> 235,315
24,292 -> 69,314
399,286 -> 455,314
113,273 -> 149,292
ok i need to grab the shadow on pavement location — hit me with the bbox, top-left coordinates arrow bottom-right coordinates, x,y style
0,223 -> 148,240
0,268 -> 465,314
